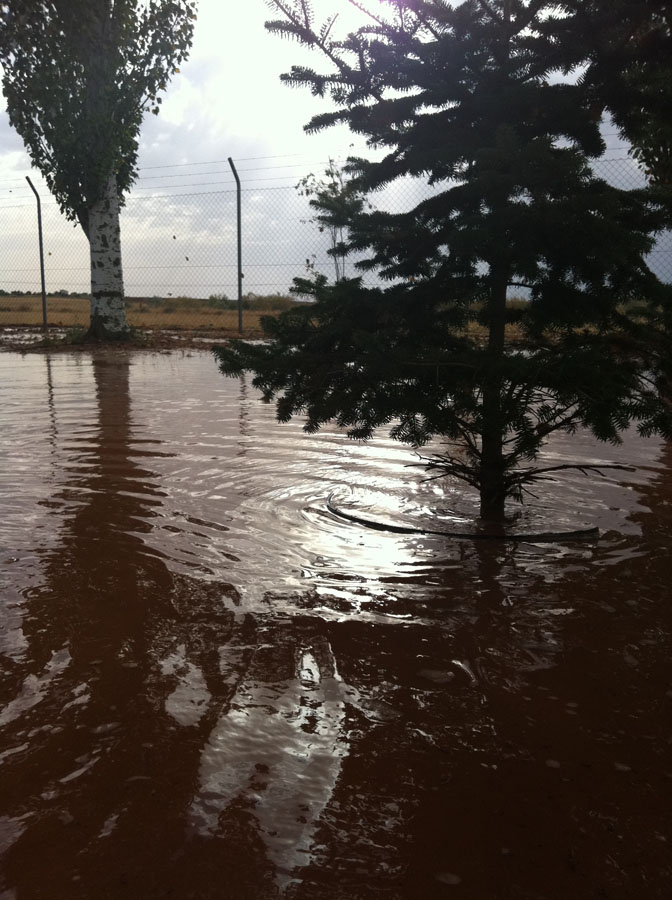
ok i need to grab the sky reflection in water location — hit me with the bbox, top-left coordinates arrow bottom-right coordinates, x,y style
0,350 -> 670,899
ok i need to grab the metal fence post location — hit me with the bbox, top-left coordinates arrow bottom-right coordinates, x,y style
25,176 -> 48,331
227,157 -> 243,334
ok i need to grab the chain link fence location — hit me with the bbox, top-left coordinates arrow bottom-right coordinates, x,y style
1,155 -> 670,334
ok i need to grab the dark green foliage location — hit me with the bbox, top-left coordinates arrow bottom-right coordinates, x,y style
0,0 -> 196,233
297,159 -> 370,281
216,0 -> 672,520
549,1 -> 672,187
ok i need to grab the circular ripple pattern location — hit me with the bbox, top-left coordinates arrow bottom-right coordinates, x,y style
1,349 -> 671,900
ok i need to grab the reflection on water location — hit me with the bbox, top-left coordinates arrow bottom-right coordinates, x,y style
192,631 -> 350,892
0,349 -> 671,899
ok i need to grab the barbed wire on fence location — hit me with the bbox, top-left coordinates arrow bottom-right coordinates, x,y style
1,154 -> 670,332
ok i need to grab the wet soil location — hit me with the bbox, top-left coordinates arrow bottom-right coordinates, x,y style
0,350 -> 670,899
0,326 -> 259,354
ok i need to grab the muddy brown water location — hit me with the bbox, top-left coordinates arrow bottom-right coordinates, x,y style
0,349 -> 670,900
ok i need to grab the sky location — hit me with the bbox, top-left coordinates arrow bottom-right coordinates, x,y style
1,0 -> 374,177
135,0 -> 371,172
0,0 -> 654,300
0,0 -> 383,299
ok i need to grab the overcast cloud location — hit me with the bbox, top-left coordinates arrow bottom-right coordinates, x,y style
0,0 -> 379,298
1,0 -> 665,299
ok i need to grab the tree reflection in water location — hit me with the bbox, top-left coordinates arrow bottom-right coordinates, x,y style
190,627 -> 351,892
0,354 -> 351,898
1,354 -> 240,896
0,351 -> 670,899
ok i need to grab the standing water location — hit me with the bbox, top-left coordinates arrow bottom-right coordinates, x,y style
0,350 -> 670,899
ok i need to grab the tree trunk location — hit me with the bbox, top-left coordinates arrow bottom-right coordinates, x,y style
86,172 -> 129,341
479,271 -> 508,522
480,391 -> 507,522
479,440 -> 506,521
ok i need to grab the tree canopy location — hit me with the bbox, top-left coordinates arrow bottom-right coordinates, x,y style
297,159 -> 370,281
215,0 -> 672,523
1,0 -> 196,339
0,0 -> 196,234
551,0 -> 672,186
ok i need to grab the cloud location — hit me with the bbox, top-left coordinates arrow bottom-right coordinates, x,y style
2,0 -> 668,297
0,111 -> 24,155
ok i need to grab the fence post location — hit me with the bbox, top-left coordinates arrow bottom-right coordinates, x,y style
25,176 -> 48,332
228,157 -> 243,335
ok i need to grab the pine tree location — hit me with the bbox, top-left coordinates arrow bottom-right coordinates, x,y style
215,0 -> 672,523
550,0 -> 672,186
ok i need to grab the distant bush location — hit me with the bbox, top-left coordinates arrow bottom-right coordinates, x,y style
207,293 -> 237,310
63,326 -> 88,344
207,292 -> 300,311
248,293 -> 296,311
506,295 -> 529,310
159,296 -> 202,311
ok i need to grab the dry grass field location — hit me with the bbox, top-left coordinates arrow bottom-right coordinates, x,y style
0,295 -> 280,334
0,293 -> 531,345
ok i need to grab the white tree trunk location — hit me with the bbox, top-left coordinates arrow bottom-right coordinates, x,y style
87,172 -> 129,339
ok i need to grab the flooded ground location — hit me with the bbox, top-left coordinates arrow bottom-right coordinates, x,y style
1,349 -> 670,900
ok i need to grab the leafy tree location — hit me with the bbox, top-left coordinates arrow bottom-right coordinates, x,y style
215,0 -> 672,522
297,158 -> 369,281
0,0 -> 196,339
